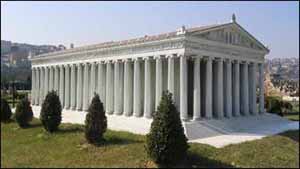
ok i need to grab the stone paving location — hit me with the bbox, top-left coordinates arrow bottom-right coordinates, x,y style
29,106 -> 299,148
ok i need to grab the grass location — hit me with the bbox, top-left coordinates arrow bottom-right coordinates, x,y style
1,118 -> 299,168
285,113 -> 299,121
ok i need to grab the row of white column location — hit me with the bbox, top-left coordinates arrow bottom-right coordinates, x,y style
31,55 -> 265,120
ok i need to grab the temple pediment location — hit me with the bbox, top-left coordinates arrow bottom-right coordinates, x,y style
189,23 -> 269,52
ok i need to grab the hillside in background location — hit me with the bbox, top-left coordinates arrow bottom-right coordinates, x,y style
266,58 -> 299,81
1,40 -> 67,89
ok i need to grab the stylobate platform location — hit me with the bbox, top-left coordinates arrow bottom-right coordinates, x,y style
30,105 -> 299,148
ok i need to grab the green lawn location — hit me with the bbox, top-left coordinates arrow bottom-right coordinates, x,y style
1,119 -> 299,168
285,113 -> 299,121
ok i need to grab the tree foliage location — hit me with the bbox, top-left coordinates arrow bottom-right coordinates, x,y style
145,91 -> 188,166
40,91 -> 62,132
1,98 -> 12,122
85,93 -> 107,144
15,97 -> 33,128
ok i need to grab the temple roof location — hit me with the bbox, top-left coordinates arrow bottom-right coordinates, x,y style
35,21 -> 269,58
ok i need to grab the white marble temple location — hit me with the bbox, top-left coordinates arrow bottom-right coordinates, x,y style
29,16 -> 282,141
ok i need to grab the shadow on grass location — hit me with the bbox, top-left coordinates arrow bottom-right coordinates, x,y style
1,119 -> 15,123
56,126 -> 84,134
100,135 -> 143,146
278,130 -> 299,142
27,122 -> 43,128
185,151 -> 233,168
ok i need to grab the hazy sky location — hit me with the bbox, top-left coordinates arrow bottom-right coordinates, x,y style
1,1 -> 299,58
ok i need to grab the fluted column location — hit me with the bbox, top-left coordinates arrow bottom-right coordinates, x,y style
59,65 -> 65,107
106,61 -> 114,114
233,60 -> 240,116
114,61 -> 120,115
44,67 -> 49,96
155,56 -> 163,110
249,62 -> 258,115
193,57 -> 201,120
82,63 -> 89,111
90,62 -> 96,101
215,58 -> 224,118
180,55 -> 188,120
76,63 -> 83,111
39,67 -> 44,105
144,57 -> 152,118
114,60 -> 123,115
259,63 -> 265,113
54,65 -> 59,92
49,66 -> 54,91
97,62 -> 106,108
205,57 -> 213,119
35,67 -> 40,105
167,56 -> 175,95
31,68 -> 36,105
64,64 -> 70,109
119,62 -> 124,114
124,59 -> 133,116
133,58 -> 142,117
70,64 -> 76,110
241,62 -> 249,116
224,59 -> 232,118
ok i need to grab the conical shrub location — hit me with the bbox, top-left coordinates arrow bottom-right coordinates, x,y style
145,91 -> 189,166
15,97 -> 33,128
40,90 -> 62,132
85,93 -> 107,144
1,98 -> 12,122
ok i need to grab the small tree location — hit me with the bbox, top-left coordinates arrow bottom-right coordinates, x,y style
15,97 -> 33,128
145,91 -> 189,167
40,90 -> 62,133
1,98 -> 12,122
85,93 -> 107,144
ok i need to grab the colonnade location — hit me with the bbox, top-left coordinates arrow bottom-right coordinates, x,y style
31,55 -> 265,120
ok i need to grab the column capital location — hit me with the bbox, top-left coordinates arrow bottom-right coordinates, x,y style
233,59 -> 240,64
215,57 -> 223,62
203,56 -> 214,61
154,55 -> 165,59
190,55 -> 203,60
143,56 -> 154,60
105,60 -> 113,63
112,59 -> 122,63
224,58 -> 233,63
241,60 -> 249,64
96,60 -> 104,64
249,61 -> 258,66
132,57 -> 142,61
121,58 -> 133,62
165,53 -> 178,58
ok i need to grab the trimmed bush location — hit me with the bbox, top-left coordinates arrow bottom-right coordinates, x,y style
40,90 -> 62,132
85,93 -> 107,144
266,96 -> 293,116
1,98 -> 12,122
145,91 -> 189,166
15,97 -> 33,128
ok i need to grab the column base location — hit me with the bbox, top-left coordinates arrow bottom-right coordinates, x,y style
144,115 -> 152,119
181,117 -> 189,122
192,117 -> 201,121
124,113 -> 133,117
134,114 -> 143,118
